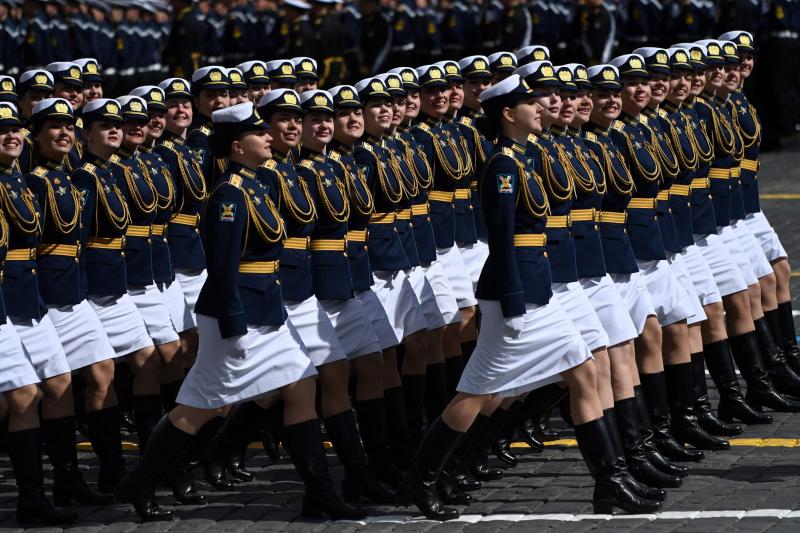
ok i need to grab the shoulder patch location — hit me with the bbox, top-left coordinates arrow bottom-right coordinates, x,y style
328,151 -> 341,162
219,201 -> 237,222
361,142 -> 374,153
496,173 -> 515,194
417,122 -> 431,132
657,108 -> 668,118
200,126 -> 211,136
459,116 -> 472,126
81,162 -> 96,174
32,166 -> 48,177
299,159 -> 314,169
110,154 -> 120,163
501,147 -> 514,157
161,140 -> 174,149
264,159 -> 277,170
585,132 -> 597,142
527,134 -> 538,144
229,174 -> 242,188
612,120 -> 625,132
638,115 -> 648,125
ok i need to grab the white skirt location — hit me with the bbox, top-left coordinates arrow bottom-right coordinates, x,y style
457,239 -> 490,290
718,224 -> 758,286
680,244 -> 723,306
579,275 -> 638,347
285,295 -> 348,367
436,245 -> 478,308
732,220 -> 774,279
610,271 -> 658,334
421,260 -> 461,325
128,284 -> 181,345
668,253 -> 707,325
48,300 -> 116,371
10,314 -> 71,380
88,294 -> 155,357
319,298 -> 381,360
371,269 -> 429,343
457,299 -> 592,397
0,320 -> 40,393
407,266 -> 446,330
356,290 -> 399,350
693,232 -> 748,297
744,211 -> 787,262
175,268 -> 207,315
178,314 -> 317,409
635,259 -> 695,326
552,281 -> 609,351
158,281 -> 195,333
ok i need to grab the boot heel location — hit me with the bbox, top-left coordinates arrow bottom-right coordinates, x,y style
592,501 -> 614,514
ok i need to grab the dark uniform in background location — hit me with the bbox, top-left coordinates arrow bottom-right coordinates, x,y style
314,1 -> 347,88
166,0 -> 207,78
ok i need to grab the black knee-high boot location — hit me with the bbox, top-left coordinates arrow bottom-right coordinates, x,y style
664,363 -> 730,450
8,428 -> 77,526
574,417 -> 661,514
282,418 -> 365,520
355,397 -> 404,487
490,403 -> 524,467
159,380 -> 183,412
777,301 -> 800,374
114,416 -> 196,522
383,386 -> 416,469
401,374 -> 426,445
324,409 -> 396,503
632,386 -> 690,477
115,362 -> 137,433
639,372 -> 705,462
703,339 -> 772,424
133,394 -> 163,451
603,408 -> 667,500
84,407 -> 128,495
691,352 -> 743,436
261,399 -> 284,462
41,415 -> 113,505
202,402 -> 262,490
444,355 -> 466,399
398,417 -> 463,521
758,313 -> 800,396
517,384 -> 568,450
424,363 -> 448,423
729,331 -> 800,412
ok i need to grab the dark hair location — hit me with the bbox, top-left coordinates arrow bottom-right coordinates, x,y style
209,132 -> 232,158
473,113 -> 502,141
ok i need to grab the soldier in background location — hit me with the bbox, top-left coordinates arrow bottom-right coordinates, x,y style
498,0 -> 531,52
165,0 -> 208,78
0,0 -> 23,76
313,0 -> 347,88
415,0 -> 442,65
359,0 -> 392,76
575,0 -> 616,65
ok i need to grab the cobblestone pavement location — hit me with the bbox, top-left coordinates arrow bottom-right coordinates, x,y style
2,140 -> 800,532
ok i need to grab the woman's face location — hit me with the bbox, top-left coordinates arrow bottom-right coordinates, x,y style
690,70 -> 706,96
420,86 -> 451,117
165,97 -> 192,132
35,119 -> 74,159
620,77 -> 651,114
0,125 -> 24,162
667,71 -> 692,104
739,53 -> 754,79
268,111 -> 302,151
301,111 -> 334,149
54,82 -> 84,110
229,89 -> 250,105
590,89 -> 622,125
509,99 -> 542,135
122,119 -> 148,148
648,73 -> 669,105
533,88 -> 561,127
463,77 -> 490,110
82,82 -> 103,102
234,129 -> 273,163
195,88 -> 230,117
247,84 -> 270,104
87,120 -> 122,152
557,92 -> 577,126
405,89 -> 420,119
723,64 -> 741,92
573,90 -> 593,125
448,82 -> 464,112
333,108 -> 364,143
147,112 -> 166,141
19,90 -> 51,119
705,65 -> 724,90
363,99 -> 392,133
391,96 -> 407,127
295,80 -> 317,94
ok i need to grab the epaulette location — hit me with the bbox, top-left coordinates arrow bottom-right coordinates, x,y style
32,166 -> 48,177
328,151 -> 341,162
75,117 -> 83,129
527,133 -> 537,144
229,174 -> 242,188
299,159 -> 314,170
638,115 -> 648,125
81,162 -> 96,174
657,108 -> 668,119
200,126 -> 211,136
585,132 -> 597,142
501,147 -> 514,157
416,122 -> 431,132
263,159 -> 277,170
360,142 -> 374,153
161,140 -> 174,149
459,116 -> 472,126
109,154 -> 120,163
20,127 -> 30,138
612,120 -> 625,132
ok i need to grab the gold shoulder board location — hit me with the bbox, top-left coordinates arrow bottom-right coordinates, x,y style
299,159 -> 314,169
585,132 -> 597,142
459,116 -> 472,126
264,159 -> 277,170
200,126 -> 211,136
658,108 -> 668,118
110,154 -> 120,163
361,142 -> 374,153
612,120 -> 625,132
229,174 -> 242,188
501,147 -> 514,157
32,166 -> 48,177
417,122 -> 431,132
638,115 -> 648,125
161,140 -> 173,149
81,162 -> 96,173
329,151 -> 341,162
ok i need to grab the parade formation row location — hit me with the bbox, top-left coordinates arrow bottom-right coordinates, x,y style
0,28 -> 800,527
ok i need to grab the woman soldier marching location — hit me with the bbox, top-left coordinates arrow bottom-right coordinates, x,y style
114,102 -> 355,522
0,100 -> 77,526
398,74 -> 659,521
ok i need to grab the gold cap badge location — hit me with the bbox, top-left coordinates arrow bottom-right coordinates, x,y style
533,50 -> 546,60
284,93 -> 298,104
541,65 -> 554,77
209,70 -> 222,81
55,102 -> 69,114
313,94 -> 328,106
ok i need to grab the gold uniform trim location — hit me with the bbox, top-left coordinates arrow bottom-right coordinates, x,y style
513,234 -> 547,247
545,215 -> 569,228
310,239 -> 346,252
708,168 -> 730,179
670,184 -> 691,196
5,248 -> 36,261
730,167 -> 741,178
346,229 -> 368,242
411,203 -> 430,216
740,159 -> 759,172
370,212 -> 396,224
396,208 -> 412,220
599,212 -> 627,224
284,236 -> 311,250
627,198 -> 657,210
428,190 -> 455,202
656,190 -> 670,201
87,237 -> 125,250
691,178 -> 710,189
454,188 -> 470,200
126,225 -> 151,237
151,224 -> 167,236
569,208 -> 596,222
171,213 -> 200,227
238,260 -> 279,274
37,244 -> 80,257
